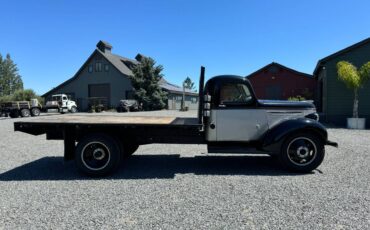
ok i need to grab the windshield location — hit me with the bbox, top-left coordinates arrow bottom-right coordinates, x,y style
52,96 -> 62,101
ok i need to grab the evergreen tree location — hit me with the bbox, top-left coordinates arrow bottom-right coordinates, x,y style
183,76 -> 196,91
0,53 -> 23,96
130,57 -> 167,110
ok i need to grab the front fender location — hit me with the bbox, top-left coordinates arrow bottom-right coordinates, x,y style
261,118 -> 328,153
67,101 -> 77,108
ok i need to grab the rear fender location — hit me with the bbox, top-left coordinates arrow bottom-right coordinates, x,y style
261,118 -> 328,153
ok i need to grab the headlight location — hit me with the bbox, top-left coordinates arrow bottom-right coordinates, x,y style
305,112 -> 319,121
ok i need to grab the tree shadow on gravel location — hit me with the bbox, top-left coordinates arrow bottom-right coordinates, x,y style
0,154 -> 310,181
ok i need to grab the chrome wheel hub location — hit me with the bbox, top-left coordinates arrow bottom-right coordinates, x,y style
297,146 -> 309,158
287,137 -> 317,166
81,142 -> 111,171
93,148 -> 106,160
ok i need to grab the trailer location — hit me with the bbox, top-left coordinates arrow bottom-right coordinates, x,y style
14,67 -> 338,176
1,99 -> 42,118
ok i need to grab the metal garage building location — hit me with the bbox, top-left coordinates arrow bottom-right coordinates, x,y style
314,37 -> 370,127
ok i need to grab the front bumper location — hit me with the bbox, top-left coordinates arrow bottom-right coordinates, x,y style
326,140 -> 338,147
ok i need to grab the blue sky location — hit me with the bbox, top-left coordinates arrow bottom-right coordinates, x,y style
0,0 -> 369,94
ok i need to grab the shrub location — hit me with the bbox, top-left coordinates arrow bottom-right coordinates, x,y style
0,89 -> 44,105
288,95 -> 306,101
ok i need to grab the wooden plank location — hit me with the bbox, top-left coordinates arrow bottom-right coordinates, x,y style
22,115 -> 179,125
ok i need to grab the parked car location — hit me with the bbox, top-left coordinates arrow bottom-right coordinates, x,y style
116,99 -> 141,112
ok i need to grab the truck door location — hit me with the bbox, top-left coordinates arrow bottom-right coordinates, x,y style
213,82 -> 268,141
62,95 -> 68,107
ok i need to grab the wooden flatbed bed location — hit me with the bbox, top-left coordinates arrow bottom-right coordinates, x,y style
14,114 -> 205,163
14,114 -> 204,143
14,115 -> 201,125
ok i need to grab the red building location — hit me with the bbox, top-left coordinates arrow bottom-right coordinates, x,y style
246,62 -> 316,100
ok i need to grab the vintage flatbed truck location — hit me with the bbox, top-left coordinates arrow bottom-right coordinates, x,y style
14,67 -> 338,176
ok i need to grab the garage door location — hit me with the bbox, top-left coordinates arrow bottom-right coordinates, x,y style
88,84 -> 110,108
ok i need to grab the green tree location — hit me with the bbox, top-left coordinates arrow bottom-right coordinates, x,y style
337,61 -> 370,118
0,89 -> 44,104
12,89 -> 38,101
0,53 -> 23,96
183,76 -> 196,91
130,56 -> 167,110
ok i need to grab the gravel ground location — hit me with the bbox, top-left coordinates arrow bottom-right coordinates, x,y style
0,111 -> 369,229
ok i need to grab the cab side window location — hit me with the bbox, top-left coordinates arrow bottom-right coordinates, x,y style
219,83 -> 253,105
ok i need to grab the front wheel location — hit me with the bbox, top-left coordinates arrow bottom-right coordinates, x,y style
70,106 -> 77,113
280,133 -> 325,173
75,134 -> 122,177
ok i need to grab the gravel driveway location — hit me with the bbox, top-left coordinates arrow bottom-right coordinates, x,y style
0,111 -> 369,229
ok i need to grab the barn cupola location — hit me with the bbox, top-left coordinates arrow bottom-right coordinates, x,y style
96,40 -> 112,53
135,53 -> 147,62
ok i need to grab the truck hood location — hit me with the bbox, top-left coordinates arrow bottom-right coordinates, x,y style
258,100 -> 315,109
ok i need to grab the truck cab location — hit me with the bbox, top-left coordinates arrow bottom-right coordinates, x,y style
203,76 -> 317,142
199,72 -> 337,172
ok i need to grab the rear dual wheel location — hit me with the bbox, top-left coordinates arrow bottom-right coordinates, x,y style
21,109 -> 31,117
9,110 -> 19,118
75,134 -> 122,177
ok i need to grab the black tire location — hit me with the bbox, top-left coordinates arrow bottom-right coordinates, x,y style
31,108 -> 41,116
9,110 -> 19,118
280,132 -> 325,173
70,106 -> 77,113
123,143 -> 139,157
75,134 -> 122,177
20,109 -> 31,117
120,106 -> 128,113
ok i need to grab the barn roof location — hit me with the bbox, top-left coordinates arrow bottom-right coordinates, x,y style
97,49 -> 138,76
245,62 -> 312,79
313,37 -> 370,75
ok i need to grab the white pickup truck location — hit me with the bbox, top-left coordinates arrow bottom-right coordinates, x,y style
45,94 -> 78,113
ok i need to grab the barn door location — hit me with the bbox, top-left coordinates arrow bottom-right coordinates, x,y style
265,85 -> 282,100
88,84 -> 111,108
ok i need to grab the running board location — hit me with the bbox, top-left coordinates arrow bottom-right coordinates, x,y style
207,146 -> 265,154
